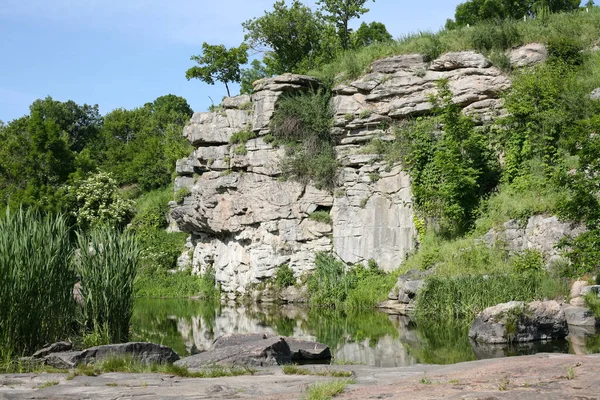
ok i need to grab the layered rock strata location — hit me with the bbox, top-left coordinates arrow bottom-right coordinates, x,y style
172,51 -> 514,298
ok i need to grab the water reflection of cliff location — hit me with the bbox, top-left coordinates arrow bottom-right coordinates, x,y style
131,299 -> 600,367
132,299 -> 419,367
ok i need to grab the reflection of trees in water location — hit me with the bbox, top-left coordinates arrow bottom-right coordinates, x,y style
305,308 -> 399,350
246,304 -> 400,349
406,321 -> 477,365
131,299 -> 589,365
131,298 -> 220,355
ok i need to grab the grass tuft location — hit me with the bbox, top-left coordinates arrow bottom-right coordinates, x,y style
304,379 -> 354,400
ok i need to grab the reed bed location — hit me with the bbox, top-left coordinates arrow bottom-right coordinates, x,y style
0,208 -> 75,356
0,208 -> 140,358
75,228 -> 140,344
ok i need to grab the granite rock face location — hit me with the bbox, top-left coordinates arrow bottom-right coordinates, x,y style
172,51 -> 518,298
482,214 -> 586,265
332,51 -> 510,134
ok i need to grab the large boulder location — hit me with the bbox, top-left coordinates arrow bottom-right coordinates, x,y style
388,269 -> 433,303
213,334 -> 331,363
469,300 -> 568,344
563,305 -> 598,327
176,334 -> 331,368
42,342 -> 179,369
508,43 -> 548,67
175,336 -> 291,368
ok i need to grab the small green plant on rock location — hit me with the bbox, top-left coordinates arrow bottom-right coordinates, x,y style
358,109 -> 372,119
511,249 -> 544,274
309,210 -> 333,224
230,129 -> 256,145
174,187 -> 191,203
233,144 -> 248,156
270,89 -> 337,191
275,264 -> 296,288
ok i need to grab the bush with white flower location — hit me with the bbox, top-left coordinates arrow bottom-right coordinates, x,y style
71,171 -> 134,228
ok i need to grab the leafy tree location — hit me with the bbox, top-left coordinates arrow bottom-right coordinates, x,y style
186,43 -> 248,97
0,99 -> 85,211
586,0 -> 596,7
243,0 -> 329,74
97,95 -> 192,191
240,59 -> 270,94
27,97 -> 102,152
352,21 -> 392,48
448,0 -> 580,27
317,0 -> 373,50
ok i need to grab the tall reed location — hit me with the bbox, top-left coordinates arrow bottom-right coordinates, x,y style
0,208 -> 75,356
414,272 -> 568,325
74,227 -> 140,343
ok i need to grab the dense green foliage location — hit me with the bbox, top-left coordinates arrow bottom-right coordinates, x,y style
243,0 -> 333,75
270,89 -> 337,190
306,253 -> 395,308
415,273 -> 568,324
98,95 -> 193,191
389,81 -> 500,236
352,21 -> 393,48
274,264 -> 296,288
237,0 -> 390,78
447,0 -> 581,29
186,43 -> 249,97
0,94 -> 192,213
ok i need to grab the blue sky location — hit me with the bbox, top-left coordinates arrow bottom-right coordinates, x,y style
0,0 -> 466,122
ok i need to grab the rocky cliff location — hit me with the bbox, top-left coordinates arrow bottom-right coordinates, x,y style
171,49 -> 536,298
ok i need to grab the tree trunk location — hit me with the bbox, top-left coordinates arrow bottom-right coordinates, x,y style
225,82 -> 231,97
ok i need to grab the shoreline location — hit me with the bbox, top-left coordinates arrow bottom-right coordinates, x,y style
2,353 -> 599,399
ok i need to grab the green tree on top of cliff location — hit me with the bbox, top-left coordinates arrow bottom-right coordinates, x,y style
186,43 -> 249,97
352,21 -> 393,48
243,0 -> 335,74
447,0 -> 580,28
317,0 -> 374,50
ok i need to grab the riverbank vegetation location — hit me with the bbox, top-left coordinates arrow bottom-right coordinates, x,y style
0,209 -> 139,359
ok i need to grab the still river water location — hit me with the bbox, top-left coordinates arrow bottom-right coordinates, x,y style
131,298 -> 600,367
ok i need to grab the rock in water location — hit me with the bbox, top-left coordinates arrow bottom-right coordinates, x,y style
176,334 -> 331,368
285,337 -> 331,362
469,300 -> 568,344
175,336 -> 291,368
